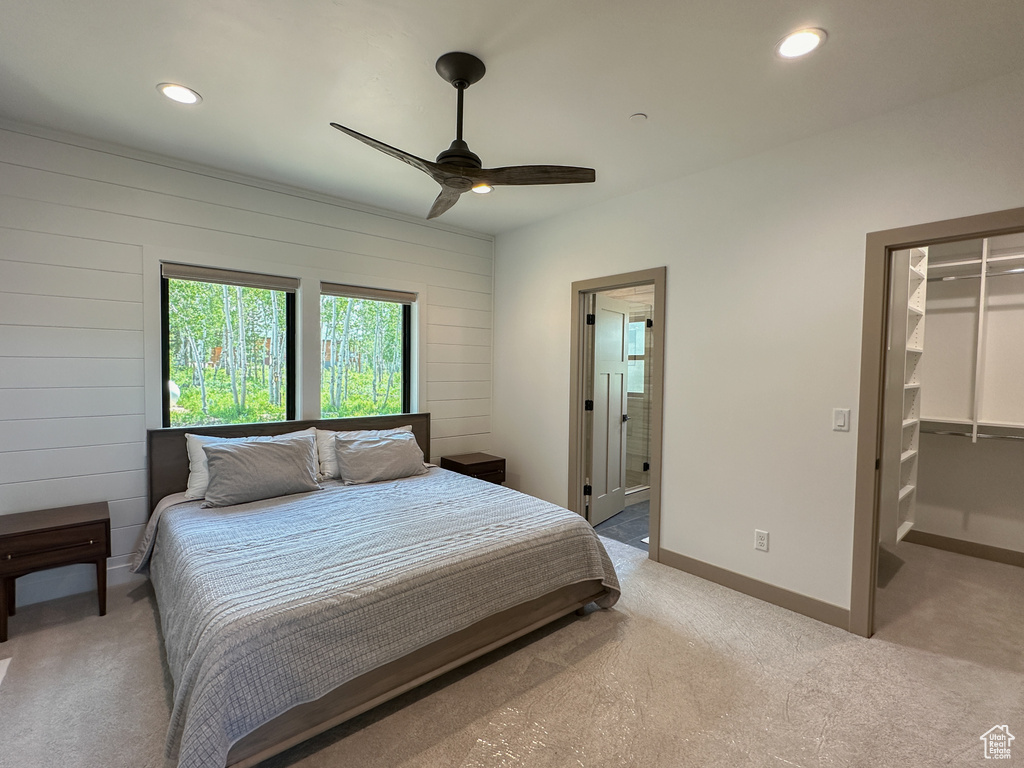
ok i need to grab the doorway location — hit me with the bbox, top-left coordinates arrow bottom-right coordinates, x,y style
851,205 -> 1024,637
568,267 -> 666,560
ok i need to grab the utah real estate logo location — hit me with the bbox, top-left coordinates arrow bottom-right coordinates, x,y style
980,725 -> 1014,760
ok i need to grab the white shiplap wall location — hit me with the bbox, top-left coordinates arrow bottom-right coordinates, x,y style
0,124 -> 494,606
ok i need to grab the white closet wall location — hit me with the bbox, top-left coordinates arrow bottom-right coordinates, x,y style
916,233 -> 1024,553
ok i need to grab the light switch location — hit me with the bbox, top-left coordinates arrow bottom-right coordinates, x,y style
833,408 -> 851,432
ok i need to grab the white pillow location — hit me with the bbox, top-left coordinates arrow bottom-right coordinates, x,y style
184,427 -> 318,499
315,425 -> 413,480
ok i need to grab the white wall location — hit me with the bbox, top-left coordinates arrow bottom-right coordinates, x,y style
917,434 -> 1024,552
491,69 -> 1024,610
0,124 -> 494,605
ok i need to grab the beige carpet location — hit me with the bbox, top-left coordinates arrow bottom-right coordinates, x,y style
0,537 -> 1021,767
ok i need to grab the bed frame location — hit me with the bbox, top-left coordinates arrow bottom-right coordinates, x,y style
146,413 -> 610,768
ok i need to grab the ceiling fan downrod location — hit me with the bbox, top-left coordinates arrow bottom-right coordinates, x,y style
434,52 -> 486,169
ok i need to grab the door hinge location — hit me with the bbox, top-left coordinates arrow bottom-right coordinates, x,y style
643,461 -> 650,472
586,313 -> 596,325
875,458 -> 881,470
583,484 -> 592,497
646,318 -> 653,328
584,399 -> 594,411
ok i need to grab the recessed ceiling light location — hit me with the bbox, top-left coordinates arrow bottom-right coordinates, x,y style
157,83 -> 202,105
629,112 -> 648,123
776,28 -> 827,59
471,183 -> 493,194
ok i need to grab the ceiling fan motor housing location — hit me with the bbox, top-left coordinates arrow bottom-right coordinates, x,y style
436,139 -> 482,168
435,52 -> 486,88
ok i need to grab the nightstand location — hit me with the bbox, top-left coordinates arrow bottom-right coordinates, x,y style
440,453 -> 506,484
0,501 -> 111,642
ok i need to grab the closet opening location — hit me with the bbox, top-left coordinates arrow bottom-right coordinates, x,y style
851,206 -> 1024,638
567,267 -> 666,560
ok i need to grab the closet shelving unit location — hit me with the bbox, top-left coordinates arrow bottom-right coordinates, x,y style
921,239 -> 1024,442
881,247 -> 928,546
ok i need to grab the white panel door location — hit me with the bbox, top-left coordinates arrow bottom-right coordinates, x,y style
590,294 -> 629,525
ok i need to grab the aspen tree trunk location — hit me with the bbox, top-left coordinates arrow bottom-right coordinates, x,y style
371,307 -> 381,405
186,332 -> 208,413
328,299 -> 339,410
221,285 -> 240,413
269,292 -> 280,405
336,299 -> 354,407
380,370 -> 394,413
236,287 -> 247,413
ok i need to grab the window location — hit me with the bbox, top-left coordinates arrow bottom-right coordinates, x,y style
320,282 -> 414,417
161,264 -> 297,427
627,319 -> 646,393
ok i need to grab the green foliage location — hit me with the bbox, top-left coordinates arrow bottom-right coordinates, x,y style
170,364 -> 286,426
166,280 -> 405,426
168,280 -> 288,427
320,295 -> 404,418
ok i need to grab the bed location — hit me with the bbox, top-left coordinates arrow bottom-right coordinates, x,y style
134,413 -> 620,768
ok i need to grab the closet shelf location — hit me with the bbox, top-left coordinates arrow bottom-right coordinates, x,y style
930,257 -> 982,269
881,246 -> 927,549
896,520 -> 914,542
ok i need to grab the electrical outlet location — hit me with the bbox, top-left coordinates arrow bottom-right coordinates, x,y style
754,529 -> 769,552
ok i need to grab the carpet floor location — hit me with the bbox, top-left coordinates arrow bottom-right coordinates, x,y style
0,537 -> 1021,767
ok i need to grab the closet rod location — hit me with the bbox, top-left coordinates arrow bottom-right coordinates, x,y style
927,267 -> 1024,283
929,252 -> 1024,270
920,428 -> 1024,442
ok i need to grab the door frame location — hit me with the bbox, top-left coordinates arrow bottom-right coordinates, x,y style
850,205 -> 1024,637
568,267 -> 666,560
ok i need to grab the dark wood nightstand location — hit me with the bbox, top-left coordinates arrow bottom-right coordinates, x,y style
440,453 -> 506,484
0,502 -> 111,642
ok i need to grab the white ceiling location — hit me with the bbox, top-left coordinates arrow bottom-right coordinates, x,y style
2,1 -> 1023,235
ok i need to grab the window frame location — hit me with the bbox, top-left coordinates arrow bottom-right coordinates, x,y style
160,265 -> 297,428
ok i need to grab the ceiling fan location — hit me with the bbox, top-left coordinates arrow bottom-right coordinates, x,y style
330,52 -> 596,219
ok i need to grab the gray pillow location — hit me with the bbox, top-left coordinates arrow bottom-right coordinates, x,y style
201,434 -> 322,507
315,425 -> 412,480
334,430 -> 428,485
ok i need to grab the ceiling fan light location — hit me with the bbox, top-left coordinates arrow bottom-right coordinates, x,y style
158,83 -> 202,104
776,28 -> 827,59
471,183 -> 493,194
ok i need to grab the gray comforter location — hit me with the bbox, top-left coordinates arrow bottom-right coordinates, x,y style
132,467 -> 619,768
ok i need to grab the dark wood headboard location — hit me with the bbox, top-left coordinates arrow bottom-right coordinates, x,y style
147,413 -> 431,512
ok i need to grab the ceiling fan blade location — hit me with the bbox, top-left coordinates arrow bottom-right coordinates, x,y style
475,165 -> 596,186
330,123 -> 441,180
427,186 -> 464,219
